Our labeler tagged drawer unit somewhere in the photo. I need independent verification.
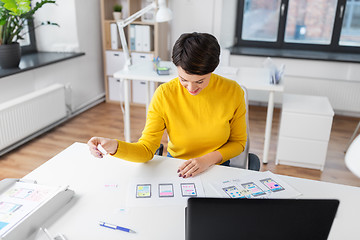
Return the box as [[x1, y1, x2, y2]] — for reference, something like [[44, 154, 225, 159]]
[[106, 50, 125, 76], [279, 112, 333, 141], [108, 77, 124, 102], [131, 52, 155, 104], [276, 94, 334, 171], [277, 136, 329, 169]]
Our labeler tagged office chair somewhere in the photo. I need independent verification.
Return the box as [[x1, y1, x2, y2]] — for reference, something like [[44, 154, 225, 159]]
[[154, 86, 260, 171], [228, 85, 260, 171], [155, 143, 164, 156]]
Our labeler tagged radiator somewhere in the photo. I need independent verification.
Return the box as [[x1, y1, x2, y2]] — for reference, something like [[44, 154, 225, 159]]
[[0, 84, 67, 152]]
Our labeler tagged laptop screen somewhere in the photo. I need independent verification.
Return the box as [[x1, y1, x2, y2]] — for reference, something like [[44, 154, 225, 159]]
[[186, 198, 339, 240]]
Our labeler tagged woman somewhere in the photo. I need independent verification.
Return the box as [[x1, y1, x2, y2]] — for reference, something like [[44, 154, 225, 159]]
[[88, 32, 247, 178]]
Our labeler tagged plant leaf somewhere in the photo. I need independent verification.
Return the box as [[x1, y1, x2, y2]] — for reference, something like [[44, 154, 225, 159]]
[[1, 0, 31, 16], [21, 0, 55, 19]]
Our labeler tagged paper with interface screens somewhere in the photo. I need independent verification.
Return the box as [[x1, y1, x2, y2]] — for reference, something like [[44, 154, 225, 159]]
[[210, 171, 301, 199], [0, 181, 64, 237], [127, 177, 205, 207]]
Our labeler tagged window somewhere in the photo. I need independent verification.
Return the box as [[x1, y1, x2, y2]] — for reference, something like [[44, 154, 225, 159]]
[[242, 0, 281, 42], [235, 0, 360, 53], [284, 0, 337, 45], [340, 0, 360, 46], [19, 19, 37, 54]]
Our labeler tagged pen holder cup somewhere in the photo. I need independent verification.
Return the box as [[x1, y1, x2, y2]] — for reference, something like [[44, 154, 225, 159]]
[[153, 59, 160, 71]]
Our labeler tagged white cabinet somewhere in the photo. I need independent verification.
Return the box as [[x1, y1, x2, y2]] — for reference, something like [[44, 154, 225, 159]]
[[100, 0, 169, 104], [276, 94, 334, 171], [105, 50, 125, 75], [108, 77, 124, 102], [131, 52, 155, 104]]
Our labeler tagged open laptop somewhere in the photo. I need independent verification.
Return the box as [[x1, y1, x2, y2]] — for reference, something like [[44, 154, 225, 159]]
[[185, 198, 339, 240]]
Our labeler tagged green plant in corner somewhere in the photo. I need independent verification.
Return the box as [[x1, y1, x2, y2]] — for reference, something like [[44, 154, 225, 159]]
[[113, 3, 122, 13], [0, 0, 58, 45]]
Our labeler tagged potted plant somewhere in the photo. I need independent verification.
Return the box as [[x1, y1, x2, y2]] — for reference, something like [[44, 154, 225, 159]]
[[0, 0, 57, 69], [113, 3, 122, 21]]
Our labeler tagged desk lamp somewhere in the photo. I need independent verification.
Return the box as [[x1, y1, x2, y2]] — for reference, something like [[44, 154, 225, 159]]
[[345, 134, 360, 178], [116, 0, 172, 71]]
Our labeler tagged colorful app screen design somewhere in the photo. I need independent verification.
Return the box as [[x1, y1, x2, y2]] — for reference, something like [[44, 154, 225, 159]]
[[241, 182, 266, 196], [0, 221, 9, 231], [9, 188, 34, 199], [136, 184, 151, 198], [0, 202, 22, 214], [159, 184, 174, 197], [222, 186, 245, 198], [181, 183, 197, 197], [260, 178, 285, 192]]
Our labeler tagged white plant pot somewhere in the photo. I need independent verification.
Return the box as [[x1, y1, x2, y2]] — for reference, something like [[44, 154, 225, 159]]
[[113, 12, 122, 21]]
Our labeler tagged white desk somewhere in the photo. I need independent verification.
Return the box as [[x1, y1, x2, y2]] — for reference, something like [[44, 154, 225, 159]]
[[113, 61, 177, 143], [222, 67, 284, 164], [113, 63, 284, 163], [24, 143, 360, 240]]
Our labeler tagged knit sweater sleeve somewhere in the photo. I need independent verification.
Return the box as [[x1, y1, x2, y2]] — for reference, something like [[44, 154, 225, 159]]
[[111, 85, 166, 162], [216, 85, 247, 163]]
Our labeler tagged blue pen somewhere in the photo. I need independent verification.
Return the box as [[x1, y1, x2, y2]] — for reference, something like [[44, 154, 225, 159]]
[[99, 221, 136, 233]]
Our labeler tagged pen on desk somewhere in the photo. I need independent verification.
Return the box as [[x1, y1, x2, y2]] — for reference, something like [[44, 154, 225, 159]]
[[99, 221, 136, 233]]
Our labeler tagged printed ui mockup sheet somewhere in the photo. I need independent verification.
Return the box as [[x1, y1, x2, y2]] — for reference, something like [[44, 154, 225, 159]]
[[210, 171, 301, 199], [127, 177, 205, 206], [0, 181, 64, 236]]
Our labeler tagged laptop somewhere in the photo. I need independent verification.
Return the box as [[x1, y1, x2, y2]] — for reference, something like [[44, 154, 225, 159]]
[[185, 198, 339, 240]]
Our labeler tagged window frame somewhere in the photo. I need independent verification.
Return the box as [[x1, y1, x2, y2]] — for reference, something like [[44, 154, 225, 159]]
[[20, 18, 38, 54], [234, 0, 360, 54]]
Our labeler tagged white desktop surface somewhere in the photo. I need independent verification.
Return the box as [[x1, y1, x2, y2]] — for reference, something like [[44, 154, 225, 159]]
[[24, 143, 360, 240], [113, 61, 177, 83], [113, 62, 284, 164]]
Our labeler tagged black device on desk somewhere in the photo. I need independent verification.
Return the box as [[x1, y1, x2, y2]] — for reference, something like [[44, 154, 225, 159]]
[[185, 198, 339, 240]]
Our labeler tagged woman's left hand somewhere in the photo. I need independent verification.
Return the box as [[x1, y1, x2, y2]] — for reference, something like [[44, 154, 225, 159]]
[[177, 151, 223, 178]]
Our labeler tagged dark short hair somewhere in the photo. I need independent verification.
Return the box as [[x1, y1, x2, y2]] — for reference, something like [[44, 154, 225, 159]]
[[172, 32, 220, 75]]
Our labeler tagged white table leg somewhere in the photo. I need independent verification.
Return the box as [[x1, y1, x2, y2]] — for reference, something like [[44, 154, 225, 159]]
[[124, 79, 131, 143], [263, 91, 275, 163]]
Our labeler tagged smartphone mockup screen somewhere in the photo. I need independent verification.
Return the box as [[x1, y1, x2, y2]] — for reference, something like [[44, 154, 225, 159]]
[[181, 183, 197, 197], [159, 184, 174, 197], [136, 184, 151, 198], [260, 178, 285, 192], [241, 182, 266, 196], [222, 186, 246, 198]]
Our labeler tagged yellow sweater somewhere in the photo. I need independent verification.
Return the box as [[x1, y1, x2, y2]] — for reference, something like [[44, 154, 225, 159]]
[[113, 73, 247, 164]]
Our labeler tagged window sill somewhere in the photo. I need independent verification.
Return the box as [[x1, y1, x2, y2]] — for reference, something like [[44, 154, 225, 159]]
[[229, 46, 360, 64], [0, 51, 85, 78]]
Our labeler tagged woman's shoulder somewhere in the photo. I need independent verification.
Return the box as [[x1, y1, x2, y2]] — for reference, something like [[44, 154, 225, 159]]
[[153, 77, 180, 99], [157, 78, 180, 93], [212, 74, 243, 94]]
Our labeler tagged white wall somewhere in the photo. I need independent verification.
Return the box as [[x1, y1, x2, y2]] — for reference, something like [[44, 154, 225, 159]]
[[34, 0, 79, 52], [169, 0, 237, 49], [0, 0, 104, 112], [169, 0, 360, 116], [169, 0, 215, 47]]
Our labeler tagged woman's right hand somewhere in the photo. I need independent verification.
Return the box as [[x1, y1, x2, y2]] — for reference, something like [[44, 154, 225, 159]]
[[87, 137, 118, 158]]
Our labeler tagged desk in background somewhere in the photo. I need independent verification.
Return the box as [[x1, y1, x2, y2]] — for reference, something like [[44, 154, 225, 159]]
[[217, 66, 284, 164], [24, 143, 360, 240], [114, 62, 284, 164]]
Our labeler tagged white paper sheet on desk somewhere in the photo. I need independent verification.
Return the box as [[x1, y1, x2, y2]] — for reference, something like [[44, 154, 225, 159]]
[[126, 177, 205, 207], [210, 171, 301, 199]]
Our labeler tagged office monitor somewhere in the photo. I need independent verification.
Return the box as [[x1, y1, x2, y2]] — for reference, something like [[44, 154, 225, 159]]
[[186, 198, 339, 240]]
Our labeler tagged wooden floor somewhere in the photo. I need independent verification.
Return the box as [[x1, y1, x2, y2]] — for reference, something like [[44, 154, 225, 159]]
[[1, 102, 359, 187]]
